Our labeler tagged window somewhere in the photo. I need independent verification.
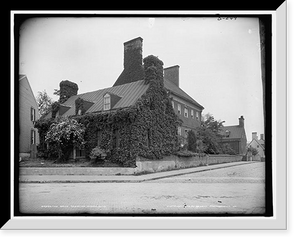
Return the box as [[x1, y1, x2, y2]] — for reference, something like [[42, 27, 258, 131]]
[[76, 148, 86, 158], [225, 130, 230, 137], [30, 107, 36, 122], [177, 126, 181, 136], [196, 111, 199, 120], [30, 129, 36, 145], [191, 109, 194, 119], [113, 129, 120, 148], [97, 130, 101, 146], [103, 93, 111, 111], [172, 101, 174, 109], [184, 108, 188, 118], [177, 103, 181, 115], [146, 129, 151, 147]]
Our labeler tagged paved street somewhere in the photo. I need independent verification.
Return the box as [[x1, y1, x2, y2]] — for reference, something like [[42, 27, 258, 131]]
[[19, 162, 265, 215]]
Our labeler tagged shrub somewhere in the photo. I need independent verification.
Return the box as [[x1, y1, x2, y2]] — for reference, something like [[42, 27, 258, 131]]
[[89, 146, 107, 161], [187, 130, 197, 152], [221, 143, 237, 155], [45, 117, 85, 162]]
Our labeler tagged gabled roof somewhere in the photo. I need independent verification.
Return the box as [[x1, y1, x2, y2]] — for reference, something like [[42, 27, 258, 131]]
[[19, 74, 39, 113], [57, 79, 149, 117], [220, 125, 244, 140], [248, 138, 265, 150], [164, 78, 204, 110]]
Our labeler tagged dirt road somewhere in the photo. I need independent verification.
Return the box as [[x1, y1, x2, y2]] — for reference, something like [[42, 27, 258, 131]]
[[19, 162, 265, 215]]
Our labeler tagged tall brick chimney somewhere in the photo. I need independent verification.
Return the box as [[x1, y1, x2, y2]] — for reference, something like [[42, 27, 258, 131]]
[[238, 115, 244, 128], [164, 65, 179, 87], [113, 37, 145, 86], [123, 37, 143, 69]]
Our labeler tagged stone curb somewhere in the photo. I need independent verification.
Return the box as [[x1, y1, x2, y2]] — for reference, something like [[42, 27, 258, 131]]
[[19, 161, 256, 183]]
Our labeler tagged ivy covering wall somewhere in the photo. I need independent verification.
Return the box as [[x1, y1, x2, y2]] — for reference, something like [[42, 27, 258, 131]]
[[35, 55, 181, 167]]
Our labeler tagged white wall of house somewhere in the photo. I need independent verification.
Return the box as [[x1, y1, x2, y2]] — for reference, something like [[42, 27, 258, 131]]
[[19, 75, 40, 154], [248, 139, 265, 159]]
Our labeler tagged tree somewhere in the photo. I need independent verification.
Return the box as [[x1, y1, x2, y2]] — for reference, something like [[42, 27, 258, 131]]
[[196, 113, 224, 154], [187, 130, 197, 152], [45, 117, 85, 162], [247, 146, 258, 156], [221, 143, 236, 155], [36, 90, 54, 117]]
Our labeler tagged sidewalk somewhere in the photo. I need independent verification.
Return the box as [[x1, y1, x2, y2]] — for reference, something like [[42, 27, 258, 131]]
[[19, 161, 254, 183]]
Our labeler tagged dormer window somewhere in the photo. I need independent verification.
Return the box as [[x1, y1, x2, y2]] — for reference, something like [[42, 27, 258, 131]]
[[225, 130, 230, 137], [104, 93, 111, 111]]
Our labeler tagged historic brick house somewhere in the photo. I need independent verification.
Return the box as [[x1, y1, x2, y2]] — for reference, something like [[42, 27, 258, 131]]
[[41, 37, 204, 165], [218, 116, 247, 155]]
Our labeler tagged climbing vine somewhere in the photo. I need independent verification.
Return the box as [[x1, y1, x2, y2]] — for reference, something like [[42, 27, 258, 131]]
[[35, 55, 181, 167]]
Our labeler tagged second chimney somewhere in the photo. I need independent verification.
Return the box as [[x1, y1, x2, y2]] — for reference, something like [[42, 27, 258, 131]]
[[238, 115, 245, 128], [164, 65, 180, 87], [252, 132, 258, 140]]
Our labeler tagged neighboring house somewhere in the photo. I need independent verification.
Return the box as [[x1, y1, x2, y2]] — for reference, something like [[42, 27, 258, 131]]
[[41, 37, 204, 163], [218, 116, 247, 155], [247, 132, 265, 161], [19, 74, 40, 159]]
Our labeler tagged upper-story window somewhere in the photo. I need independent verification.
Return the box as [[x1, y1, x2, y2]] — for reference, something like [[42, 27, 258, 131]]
[[178, 126, 181, 136], [177, 103, 181, 115], [30, 107, 36, 122], [196, 111, 199, 120], [103, 93, 111, 111], [184, 107, 188, 118], [191, 109, 194, 119]]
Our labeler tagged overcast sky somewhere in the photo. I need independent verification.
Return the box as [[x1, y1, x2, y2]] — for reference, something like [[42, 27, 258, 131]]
[[19, 16, 264, 142]]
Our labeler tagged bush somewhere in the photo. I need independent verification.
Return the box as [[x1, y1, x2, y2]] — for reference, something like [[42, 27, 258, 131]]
[[187, 130, 197, 152], [221, 143, 237, 155], [89, 146, 107, 161], [45, 117, 85, 162]]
